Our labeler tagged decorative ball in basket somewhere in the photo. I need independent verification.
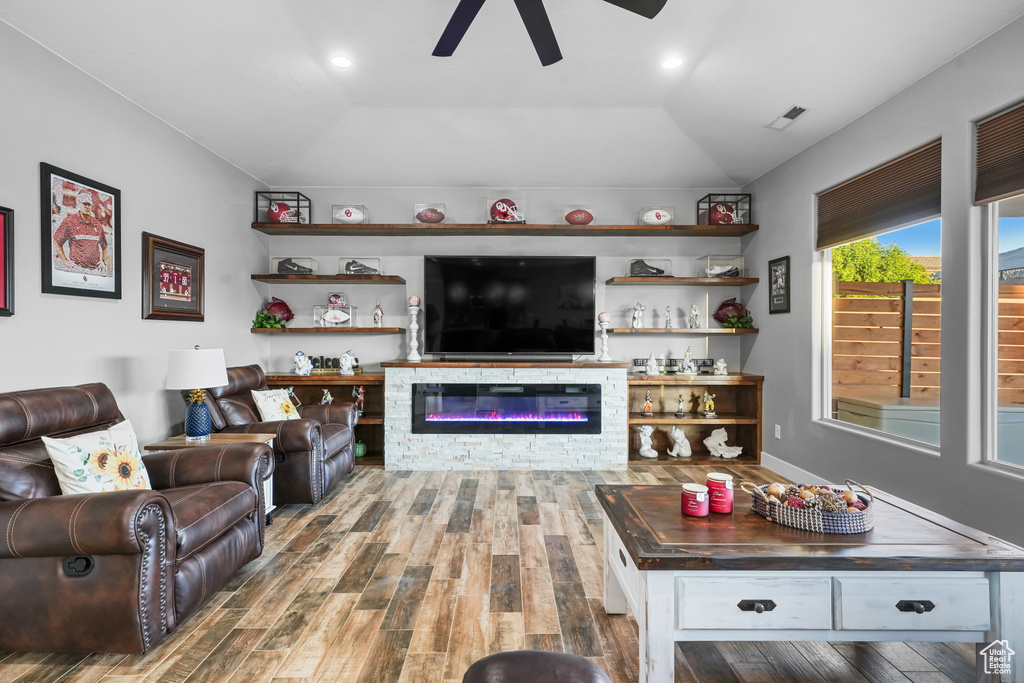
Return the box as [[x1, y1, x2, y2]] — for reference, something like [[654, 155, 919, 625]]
[[740, 480, 874, 534]]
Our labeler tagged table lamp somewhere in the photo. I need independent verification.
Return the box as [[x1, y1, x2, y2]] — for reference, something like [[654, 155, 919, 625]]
[[166, 346, 229, 442]]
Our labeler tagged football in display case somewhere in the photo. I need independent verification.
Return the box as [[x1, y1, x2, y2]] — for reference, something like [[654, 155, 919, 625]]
[[255, 191, 311, 224], [339, 258, 381, 275], [696, 254, 744, 278], [332, 205, 369, 224], [414, 203, 446, 224], [639, 206, 673, 225], [562, 207, 595, 225], [314, 304, 357, 327], [271, 257, 317, 275], [697, 194, 751, 225]]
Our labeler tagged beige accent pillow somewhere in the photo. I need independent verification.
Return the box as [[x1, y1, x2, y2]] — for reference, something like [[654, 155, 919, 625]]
[[251, 389, 300, 422], [41, 419, 152, 495]]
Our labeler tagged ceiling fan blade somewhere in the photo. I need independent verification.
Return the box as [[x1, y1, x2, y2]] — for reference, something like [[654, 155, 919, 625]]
[[433, 0, 488, 57], [513, 0, 562, 66], [602, 0, 667, 19]]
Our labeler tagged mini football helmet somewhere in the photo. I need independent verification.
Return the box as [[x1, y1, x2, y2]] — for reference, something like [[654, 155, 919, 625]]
[[489, 198, 524, 223], [267, 202, 308, 223]]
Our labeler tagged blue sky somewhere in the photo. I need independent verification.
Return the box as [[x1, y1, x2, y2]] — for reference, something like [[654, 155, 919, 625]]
[[880, 216, 1024, 256]]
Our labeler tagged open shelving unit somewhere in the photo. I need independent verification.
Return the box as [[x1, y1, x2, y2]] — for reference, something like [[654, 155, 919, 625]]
[[606, 276, 759, 286], [609, 328, 758, 335], [252, 222, 759, 238], [251, 274, 406, 285], [251, 327, 404, 334]]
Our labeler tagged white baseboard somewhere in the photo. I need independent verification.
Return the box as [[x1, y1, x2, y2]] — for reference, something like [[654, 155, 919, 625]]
[[760, 451, 823, 484]]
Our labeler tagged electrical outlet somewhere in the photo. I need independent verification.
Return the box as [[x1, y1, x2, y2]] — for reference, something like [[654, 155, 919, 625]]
[[774, 424, 781, 439]]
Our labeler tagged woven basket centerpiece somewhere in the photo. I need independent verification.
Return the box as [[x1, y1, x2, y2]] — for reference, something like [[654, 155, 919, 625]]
[[740, 479, 875, 534]]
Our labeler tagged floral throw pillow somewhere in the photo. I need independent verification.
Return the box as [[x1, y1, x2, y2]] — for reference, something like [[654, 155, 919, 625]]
[[41, 419, 152, 495], [251, 389, 300, 422]]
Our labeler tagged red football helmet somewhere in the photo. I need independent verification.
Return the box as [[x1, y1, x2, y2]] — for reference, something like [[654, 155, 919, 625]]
[[708, 203, 739, 225], [490, 199, 524, 223], [267, 202, 307, 223]]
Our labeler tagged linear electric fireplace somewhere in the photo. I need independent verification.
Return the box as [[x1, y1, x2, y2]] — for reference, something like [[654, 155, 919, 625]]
[[412, 383, 601, 434]]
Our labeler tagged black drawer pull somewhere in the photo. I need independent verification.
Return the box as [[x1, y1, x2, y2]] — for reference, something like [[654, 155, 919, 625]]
[[619, 549, 627, 567], [896, 600, 935, 614], [737, 599, 776, 613]]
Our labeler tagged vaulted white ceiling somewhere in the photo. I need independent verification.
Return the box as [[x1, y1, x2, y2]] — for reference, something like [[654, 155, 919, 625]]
[[3, 0, 1024, 189]]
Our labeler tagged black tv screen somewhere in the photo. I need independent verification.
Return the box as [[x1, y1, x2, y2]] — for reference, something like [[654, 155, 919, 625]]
[[423, 256, 596, 357]]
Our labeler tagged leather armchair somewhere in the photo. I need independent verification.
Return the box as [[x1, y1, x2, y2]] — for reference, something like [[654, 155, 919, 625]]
[[0, 383, 272, 654], [199, 364, 356, 505]]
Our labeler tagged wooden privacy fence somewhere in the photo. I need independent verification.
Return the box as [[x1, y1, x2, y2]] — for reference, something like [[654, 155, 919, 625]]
[[833, 281, 1024, 403]]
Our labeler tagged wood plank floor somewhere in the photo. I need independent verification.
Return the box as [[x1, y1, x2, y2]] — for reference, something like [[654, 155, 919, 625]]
[[0, 464, 979, 683]]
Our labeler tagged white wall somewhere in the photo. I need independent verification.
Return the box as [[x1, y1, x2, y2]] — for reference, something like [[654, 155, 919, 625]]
[[259, 187, 750, 374], [742, 15, 1024, 544], [0, 22, 266, 444]]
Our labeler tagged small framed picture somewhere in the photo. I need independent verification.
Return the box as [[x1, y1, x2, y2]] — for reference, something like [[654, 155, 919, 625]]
[[768, 255, 790, 314], [142, 232, 205, 321], [0, 205, 13, 316], [40, 163, 121, 299]]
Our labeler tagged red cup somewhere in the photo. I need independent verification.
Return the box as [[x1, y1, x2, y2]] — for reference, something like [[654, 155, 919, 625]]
[[681, 483, 709, 517], [706, 472, 734, 513]]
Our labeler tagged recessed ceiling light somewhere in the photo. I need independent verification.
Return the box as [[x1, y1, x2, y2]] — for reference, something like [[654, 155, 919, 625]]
[[662, 57, 684, 69], [331, 56, 353, 68]]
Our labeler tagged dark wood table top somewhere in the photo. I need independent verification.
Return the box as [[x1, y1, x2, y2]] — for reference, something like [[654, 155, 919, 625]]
[[597, 483, 1024, 572]]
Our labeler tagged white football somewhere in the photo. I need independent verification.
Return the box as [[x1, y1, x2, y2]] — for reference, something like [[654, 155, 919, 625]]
[[334, 207, 364, 223], [642, 209, 673, 225], [321, 309, 351, 325]]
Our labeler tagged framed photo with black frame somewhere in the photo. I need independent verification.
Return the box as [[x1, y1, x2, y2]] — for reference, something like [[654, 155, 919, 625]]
[[0, 205, 13, 316], [769, 255, 791, 314], [40, 163, 121, 299], [142, 232, 205, 321]]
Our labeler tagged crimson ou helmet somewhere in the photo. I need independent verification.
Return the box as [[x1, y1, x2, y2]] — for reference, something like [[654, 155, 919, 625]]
[[267, 202, 308, 223], [490, 198, 524, 223]]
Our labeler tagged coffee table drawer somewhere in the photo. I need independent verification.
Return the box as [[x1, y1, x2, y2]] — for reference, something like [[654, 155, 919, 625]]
[[676, 577, 832, 630], [835, 577, 990, 631]]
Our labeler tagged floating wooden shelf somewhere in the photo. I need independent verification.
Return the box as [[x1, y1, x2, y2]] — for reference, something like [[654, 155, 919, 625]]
[[627, 412, 760, 425], [609, 327, 758, 335], [265, 373, 385, 385], [606, 276, 759, 286], [628, 452, 758, 464], [627, 372, 764, 385], [251, 327, 405, 334], [252, 222, 759, 238], [251, 274, 406, 284]]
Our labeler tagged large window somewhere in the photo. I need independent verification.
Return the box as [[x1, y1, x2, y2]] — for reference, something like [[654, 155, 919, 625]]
[[828, 220, 941, 445], [990, 198, 1024, 469]]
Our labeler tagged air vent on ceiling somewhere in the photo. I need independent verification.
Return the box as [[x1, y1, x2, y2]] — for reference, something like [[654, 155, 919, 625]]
[[766, 105, 808, 131]]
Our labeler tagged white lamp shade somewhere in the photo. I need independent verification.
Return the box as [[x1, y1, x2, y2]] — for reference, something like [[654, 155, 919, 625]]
[[166, 348, 229, 390]]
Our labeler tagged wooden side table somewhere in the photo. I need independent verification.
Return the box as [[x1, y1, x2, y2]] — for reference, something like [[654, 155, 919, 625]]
[[145, 433, 277, 524]]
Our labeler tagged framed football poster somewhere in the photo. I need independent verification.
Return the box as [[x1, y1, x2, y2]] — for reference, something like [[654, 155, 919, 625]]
[[40, 163, 122, 299], [142, 232, 205, 321], [0, 205, 13, 316], [769, 255, 791, 314]]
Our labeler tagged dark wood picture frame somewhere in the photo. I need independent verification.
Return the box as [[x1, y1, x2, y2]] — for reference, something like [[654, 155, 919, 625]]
[[0, 206, 13, 316], [40, 163, 122, 299], [142, 232, 205, 321], [768, 255, 791, 314]]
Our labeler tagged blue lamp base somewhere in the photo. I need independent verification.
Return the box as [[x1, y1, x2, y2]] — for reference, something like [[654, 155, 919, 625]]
[[184, 402, 212, 442]]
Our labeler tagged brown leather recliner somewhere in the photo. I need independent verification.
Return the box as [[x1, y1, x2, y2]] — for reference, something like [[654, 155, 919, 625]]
[[199, 364, 356, 505], [0, 383, 272, 654]]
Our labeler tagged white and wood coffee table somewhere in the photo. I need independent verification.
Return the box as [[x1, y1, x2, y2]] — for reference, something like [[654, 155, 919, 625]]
[[597, 483, 1024, 683]]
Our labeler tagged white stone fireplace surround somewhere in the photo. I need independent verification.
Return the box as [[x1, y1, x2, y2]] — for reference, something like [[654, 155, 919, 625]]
[[383, 364, 628, 470]]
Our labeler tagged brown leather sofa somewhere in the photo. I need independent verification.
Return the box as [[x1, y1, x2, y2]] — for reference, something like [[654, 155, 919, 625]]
[[199, 364, 356, 505], [0, 383, 272, 654]]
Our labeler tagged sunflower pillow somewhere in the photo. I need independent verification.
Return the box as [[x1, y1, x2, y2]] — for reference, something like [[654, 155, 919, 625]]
[[251, 389, 300, 422], [42, 419, 152, 495]]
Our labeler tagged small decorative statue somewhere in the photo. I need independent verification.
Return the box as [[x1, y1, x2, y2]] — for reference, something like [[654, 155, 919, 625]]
[[320, 389, 334, 404], [679, 346, 697, 375], [664, 306, 673, 330], [703, 428, 743, 458], [702, 390, 717, 417], [631, 301, 646, 329], [688, 304, 700, 329], [667, 426, 692, 457], [642, 390, 654, 416], [293, 351, 313, 376], [373, 298, 384, 327], [637, 424, 657, 459], [645, 352, 660, 376], [285, 386, 301, 406], [713, 358, 728, 375], [352, 385, 365, 415], [339, 349, 356, 376], [675, 394, 685, 417]]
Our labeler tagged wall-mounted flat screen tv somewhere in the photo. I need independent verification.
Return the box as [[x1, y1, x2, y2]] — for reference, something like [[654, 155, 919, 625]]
[[423, 256, 596, 358]]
